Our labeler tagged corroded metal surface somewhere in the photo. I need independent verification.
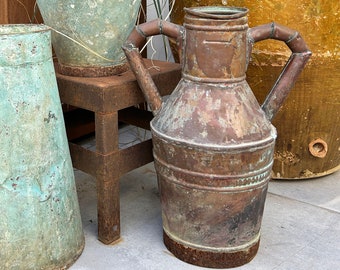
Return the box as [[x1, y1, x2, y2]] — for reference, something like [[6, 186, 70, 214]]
[[58, 61, 129, 77], [123, 6, 310, 268], [37, 0, 141, 77], [56, 59, 181, 244], [163, 232, 260, 268], [0, 24, 84, 270], [153, 130, 273, 268]]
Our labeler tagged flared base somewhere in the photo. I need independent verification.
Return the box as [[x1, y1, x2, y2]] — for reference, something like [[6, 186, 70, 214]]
[[58, 62, 129, 77], [163, 231, 259, 269], [50, 237, 85, 270]]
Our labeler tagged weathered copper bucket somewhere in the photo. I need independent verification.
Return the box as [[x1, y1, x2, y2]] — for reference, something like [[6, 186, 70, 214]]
[[123, 6, 311, 268], [36, 0, 141, 77]]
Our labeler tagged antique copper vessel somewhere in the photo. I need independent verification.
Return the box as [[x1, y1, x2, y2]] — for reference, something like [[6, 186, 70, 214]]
[[123, 6, 311, 268]]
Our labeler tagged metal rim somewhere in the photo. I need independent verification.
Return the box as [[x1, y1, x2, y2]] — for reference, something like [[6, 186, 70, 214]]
[[0, 24, 50, 35], [184, 6, 249, 20]]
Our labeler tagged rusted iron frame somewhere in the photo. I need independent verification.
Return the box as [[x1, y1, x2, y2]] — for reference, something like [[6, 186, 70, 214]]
[[56, 59, 181, 244]]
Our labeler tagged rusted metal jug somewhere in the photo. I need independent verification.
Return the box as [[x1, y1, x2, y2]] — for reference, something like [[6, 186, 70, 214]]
[[123, 6, 311, 268]]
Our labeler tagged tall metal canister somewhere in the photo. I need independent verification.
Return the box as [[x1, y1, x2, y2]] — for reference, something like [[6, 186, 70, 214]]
[[0, 24, 84, 269], [123, 6, 311, 268]]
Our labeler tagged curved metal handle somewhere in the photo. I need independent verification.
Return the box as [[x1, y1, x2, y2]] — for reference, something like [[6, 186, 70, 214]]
[[122, 19, 184, 115], [248, 22, 312, 121]]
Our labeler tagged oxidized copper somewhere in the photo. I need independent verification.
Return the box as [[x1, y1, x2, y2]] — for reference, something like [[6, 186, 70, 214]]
[[123, 6, 311, 268]]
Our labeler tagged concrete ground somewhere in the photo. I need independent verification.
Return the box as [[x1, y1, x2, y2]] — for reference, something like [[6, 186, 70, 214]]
[[70, 126, 340, 270]]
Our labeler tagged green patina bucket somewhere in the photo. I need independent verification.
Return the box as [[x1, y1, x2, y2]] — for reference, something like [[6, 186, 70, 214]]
[[37, 0, 142, 77], [0, 24, 84, 269]]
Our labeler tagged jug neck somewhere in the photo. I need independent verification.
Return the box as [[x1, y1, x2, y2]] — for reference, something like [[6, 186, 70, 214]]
[[182, 6, 249, 83]]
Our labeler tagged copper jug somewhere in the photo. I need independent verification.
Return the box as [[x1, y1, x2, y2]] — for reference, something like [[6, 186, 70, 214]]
[[123, 6, 311, 268]]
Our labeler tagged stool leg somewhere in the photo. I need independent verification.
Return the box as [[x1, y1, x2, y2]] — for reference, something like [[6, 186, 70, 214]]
[[95, 112, 120, 244], [96, 172, 120, 244]]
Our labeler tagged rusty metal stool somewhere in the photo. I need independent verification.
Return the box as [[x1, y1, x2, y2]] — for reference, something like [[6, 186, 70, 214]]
[[56, 59, 181, 244]]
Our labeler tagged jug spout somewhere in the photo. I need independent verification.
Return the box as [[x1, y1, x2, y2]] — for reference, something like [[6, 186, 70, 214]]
[[122, 19, 184, 116], [123, 43, 162, 116], [123, 42, 163, 115], [248, 23, 312, 121]]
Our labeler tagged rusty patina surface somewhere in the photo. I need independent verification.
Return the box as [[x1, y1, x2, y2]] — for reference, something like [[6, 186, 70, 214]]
[[123, 6, 310, 268], [56, 59, 181, 245]]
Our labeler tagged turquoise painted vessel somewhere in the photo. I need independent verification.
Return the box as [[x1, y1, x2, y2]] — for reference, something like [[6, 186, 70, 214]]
[[0, 24, 84, 269], [37, 0, 142, 77]]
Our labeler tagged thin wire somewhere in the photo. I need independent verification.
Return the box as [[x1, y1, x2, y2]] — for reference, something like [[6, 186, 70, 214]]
[[48, 27, 116, 62], [15, 0, 32, 23]]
